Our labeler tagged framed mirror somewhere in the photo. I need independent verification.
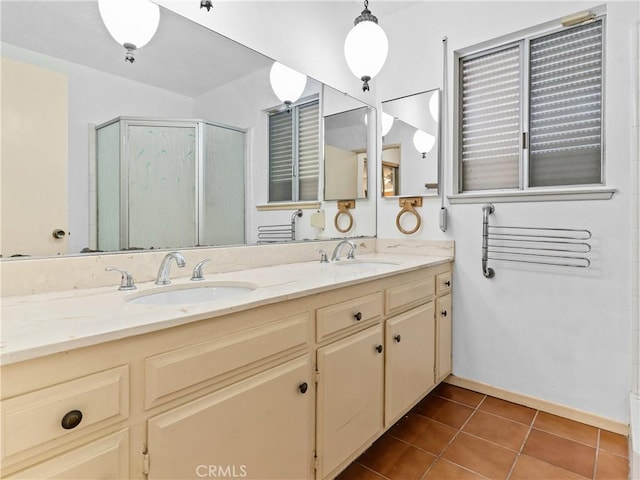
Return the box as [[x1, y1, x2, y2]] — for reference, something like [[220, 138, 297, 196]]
[[0, 1, 376, 258], [380, 89, 440, 197]]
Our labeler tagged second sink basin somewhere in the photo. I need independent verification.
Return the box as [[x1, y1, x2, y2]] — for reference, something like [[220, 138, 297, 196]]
[[128, 282, 257, 306]]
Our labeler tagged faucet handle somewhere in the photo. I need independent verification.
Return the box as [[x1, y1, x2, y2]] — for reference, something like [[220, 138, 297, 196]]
[[191, 259, 212, 281], [317, 249, 329, 264], [347, 243, 357, 260], [105, 267, 136, 291]]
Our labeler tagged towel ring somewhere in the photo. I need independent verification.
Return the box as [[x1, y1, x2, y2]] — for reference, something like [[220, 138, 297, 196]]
[[396, 197, 423, 235], [334, 200, 355, 233]]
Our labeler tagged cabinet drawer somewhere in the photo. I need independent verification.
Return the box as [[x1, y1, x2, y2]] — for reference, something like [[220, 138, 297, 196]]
[[316, 292, 383, 342], [6, 429, 129, 479], [145, 313, 309, 408], [436, 271, 452, 295], [1, 366, 129, 461], [385, 277, 434, 316]]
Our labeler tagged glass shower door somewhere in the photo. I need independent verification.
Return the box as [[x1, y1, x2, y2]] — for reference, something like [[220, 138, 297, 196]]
[[126, 122, 197, 250]]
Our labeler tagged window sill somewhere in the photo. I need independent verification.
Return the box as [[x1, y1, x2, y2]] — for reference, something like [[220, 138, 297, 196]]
[[256, 201, 321, 211], [447, 187, 616, 204]]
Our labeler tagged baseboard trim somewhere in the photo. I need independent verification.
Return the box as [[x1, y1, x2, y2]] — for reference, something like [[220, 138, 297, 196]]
[[445, 375, 629, 436]]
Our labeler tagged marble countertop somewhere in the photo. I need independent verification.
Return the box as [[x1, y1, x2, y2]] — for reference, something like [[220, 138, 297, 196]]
[[0, 253, 452, 365]]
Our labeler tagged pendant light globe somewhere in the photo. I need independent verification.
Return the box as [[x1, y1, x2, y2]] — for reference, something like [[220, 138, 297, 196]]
[[344, 1, 388, 92], [98, 0, 160, 63]]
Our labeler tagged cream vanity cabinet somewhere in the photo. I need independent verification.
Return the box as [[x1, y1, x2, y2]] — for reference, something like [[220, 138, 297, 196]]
[[315, 292, 385, 480], [314, 263, 452, 479], [0, 260, 452, 480]]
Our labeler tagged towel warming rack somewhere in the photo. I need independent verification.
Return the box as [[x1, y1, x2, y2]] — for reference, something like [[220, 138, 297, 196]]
[[482, 204, 591, 278], [258, 209, 303, 243]]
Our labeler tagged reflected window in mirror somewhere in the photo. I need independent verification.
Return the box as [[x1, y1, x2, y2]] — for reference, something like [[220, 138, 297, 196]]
[[268, 97, 320, 202], [381, 89, 440, 197]]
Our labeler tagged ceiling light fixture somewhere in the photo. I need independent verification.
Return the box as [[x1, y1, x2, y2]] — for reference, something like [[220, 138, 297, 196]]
[[200, 1, 213, 12], [98, 0, 160, 63], [344, 0, 389, 92], [269, 62, 307, 113], [413, 130, 436, 158]]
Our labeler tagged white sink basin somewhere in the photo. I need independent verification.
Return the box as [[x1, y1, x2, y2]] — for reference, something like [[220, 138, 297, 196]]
[[128, 282, 257, 306]]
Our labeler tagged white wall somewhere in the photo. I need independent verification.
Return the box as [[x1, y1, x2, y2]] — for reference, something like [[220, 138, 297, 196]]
[[375, 1, 638, 423], [2, 44, 194, 253]]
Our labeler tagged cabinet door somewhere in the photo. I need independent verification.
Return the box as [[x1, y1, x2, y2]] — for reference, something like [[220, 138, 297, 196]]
[[7, 429, 128, 479], [147, 356, 313, 480], [436, 294, 452, 382], [316, 324, 384, 479], [385, 303, 435, 427]]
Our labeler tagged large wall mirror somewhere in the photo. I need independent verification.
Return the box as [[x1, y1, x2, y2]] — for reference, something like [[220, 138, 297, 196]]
[[0, 1, 376, 258], [381, 89, 440, 197]]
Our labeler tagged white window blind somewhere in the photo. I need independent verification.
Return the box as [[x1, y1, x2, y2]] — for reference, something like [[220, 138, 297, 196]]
[[268, 99, 319, 202], [458, 17, 604, 193], [297, 101, 320, 201], [268, 109, 293, 202], [461, 45, 521, 191], [529, 20, 603, 186]]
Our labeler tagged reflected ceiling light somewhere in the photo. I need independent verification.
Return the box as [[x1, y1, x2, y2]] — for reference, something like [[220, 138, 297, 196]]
[[429, 91, 440, 123], [364, 110, 394, 136], [98, 0, 160, 63], [344, 0, 389, 92], [413, 130, 436, 158], [381, 111, 394, 136], [269, 62, 307, 112], [200, 1, 213, 11]]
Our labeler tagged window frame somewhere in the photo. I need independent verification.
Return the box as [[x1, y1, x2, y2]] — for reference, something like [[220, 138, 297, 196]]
[[267, 95, 320, 204], [451, 11, 614, 203]]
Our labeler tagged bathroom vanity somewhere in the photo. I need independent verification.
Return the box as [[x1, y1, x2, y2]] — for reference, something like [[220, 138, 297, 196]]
[[0, 250, 452, 479]]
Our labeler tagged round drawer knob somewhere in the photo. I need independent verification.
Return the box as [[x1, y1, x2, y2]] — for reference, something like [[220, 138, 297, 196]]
[[441, 310, 448, 317], [61, 410, 83, 430], [375, 344, 383, 354], [444, 280, 451, 287], [354, 312, 362, 321], [299, 382, 308, 394], [394, 334, 401, 343]]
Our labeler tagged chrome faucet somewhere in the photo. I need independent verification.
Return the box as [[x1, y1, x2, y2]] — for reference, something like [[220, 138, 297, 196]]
[[191, 259, 212, 281], [155, 251, 186, 285], [105, 267, 136, 291], [331, 240, 357, 261]]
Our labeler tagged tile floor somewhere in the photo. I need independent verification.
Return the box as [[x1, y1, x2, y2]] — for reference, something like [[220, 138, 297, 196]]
[[337, 384, 629, 480]]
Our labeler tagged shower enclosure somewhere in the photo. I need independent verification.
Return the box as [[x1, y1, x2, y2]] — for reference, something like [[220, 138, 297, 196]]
[[95, 117, 245, 251]]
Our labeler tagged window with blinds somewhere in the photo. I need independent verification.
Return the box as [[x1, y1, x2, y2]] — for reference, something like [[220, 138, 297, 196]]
[[529, 21, 603, 186], [461, 44, 522, 191], [268, 99, 319, 202], [458, 18, 604, 193]]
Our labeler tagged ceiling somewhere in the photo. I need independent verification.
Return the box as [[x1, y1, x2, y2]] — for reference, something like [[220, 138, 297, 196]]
[[0, 1, 273, 98]]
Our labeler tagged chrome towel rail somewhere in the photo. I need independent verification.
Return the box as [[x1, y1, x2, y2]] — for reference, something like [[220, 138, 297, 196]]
[[482, 204, 591, 278], [258, 209, 303, 243]]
